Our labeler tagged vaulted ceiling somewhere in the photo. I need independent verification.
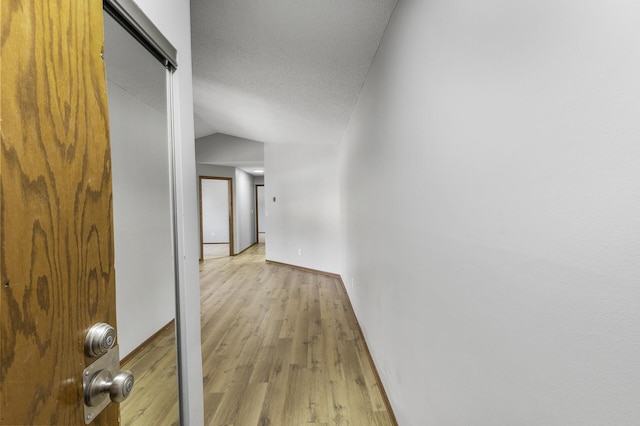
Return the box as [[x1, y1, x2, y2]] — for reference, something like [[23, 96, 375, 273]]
[[190, 0, 398, 145]]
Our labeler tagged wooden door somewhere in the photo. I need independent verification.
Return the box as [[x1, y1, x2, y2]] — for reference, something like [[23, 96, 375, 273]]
[[1, 1, 120, 424]]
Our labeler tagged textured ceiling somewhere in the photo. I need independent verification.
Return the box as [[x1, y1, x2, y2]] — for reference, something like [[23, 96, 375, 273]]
[[190, 0, 398, 144]]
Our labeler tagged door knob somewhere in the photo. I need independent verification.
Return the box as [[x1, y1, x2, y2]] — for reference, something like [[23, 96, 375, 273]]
[[84, 369, 134, 406], [82, 345, 133, 423]]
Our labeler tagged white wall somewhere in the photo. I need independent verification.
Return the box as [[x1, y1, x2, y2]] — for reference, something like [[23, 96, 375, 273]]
[[107, 79, 175, 359], [128, 1, 204, 423], [265, 143, 340, 274], [197, 163, 235, 179], [196, 133, 264, 169], [201, 179, 230, 243], [339, 1, 640, 425]]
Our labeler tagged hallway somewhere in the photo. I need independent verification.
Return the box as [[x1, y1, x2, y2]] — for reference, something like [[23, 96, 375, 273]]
[[199, 244, 395, 425]]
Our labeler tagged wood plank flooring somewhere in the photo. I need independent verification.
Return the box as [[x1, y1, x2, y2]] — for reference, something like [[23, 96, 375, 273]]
[[120, 325, 179, 426], [200, 243, 394, 426], [203, 243, 231, 259], [119, 242, 395, 425]]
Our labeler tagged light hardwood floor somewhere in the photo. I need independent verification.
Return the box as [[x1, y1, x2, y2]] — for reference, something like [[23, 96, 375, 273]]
[[203, 243, 231, 259], [120, 243, 395, 425], [120, 324, 179, 426], [200, 243, 395, 425]]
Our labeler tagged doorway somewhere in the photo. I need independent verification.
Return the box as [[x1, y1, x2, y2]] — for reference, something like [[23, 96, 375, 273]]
[[255, 184, 266, 244], [199, 177, 234, 259]]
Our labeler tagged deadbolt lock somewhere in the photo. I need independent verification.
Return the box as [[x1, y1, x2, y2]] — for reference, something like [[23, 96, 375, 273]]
[[85, 323, 116, 357]]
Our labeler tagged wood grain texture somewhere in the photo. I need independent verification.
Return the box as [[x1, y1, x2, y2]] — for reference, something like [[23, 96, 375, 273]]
[[1, 1, 119, 424], [199, 244, 396, 426]]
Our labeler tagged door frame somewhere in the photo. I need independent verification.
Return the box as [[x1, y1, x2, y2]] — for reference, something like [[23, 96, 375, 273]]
[[199, 176, 234, 259], [255, 184, 265, 243]]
